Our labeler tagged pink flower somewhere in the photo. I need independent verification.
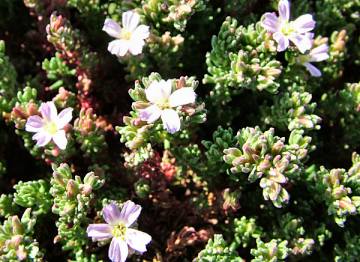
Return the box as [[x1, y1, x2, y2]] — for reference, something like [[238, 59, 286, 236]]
[[261, 0, 315, 53], [103, 11, 150, 57], [25, 101, 73, 150], [139, 80, 196, 134], [298, 44, 329, 77], [87, 201, 152, 262]]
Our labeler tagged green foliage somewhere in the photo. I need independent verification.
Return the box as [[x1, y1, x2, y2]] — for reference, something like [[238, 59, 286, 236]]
[[204, 17, 281, 104], [334, 231, 360, 262], [0, 40, 17, 114], [321, 81, 360, 148], [307, 162, 360, 227], [223, 127, 311, 207], [142, 0, 208, 32], [0, 194, 19, 218], [13, 180, 52, 216], [73, 108, 108, 161], [50, 163, 104, 254], [250, 239, 290, 262], [262, 88, 321, 132], [202, 126, 236, 177], [194, 234, 243, 262], [231, 216, 263, 248], [0, 209, 44, 261], [0, 0, 359, 261]]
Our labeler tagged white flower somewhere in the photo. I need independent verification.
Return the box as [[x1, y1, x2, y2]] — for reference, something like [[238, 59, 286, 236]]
[[297, 44, 329, 77], [139, 80, 196, 134], [87, 201, 152, 262], [25, 101, 73, 150], [261, 0, 315, 53], [103, 11, 150, 57]]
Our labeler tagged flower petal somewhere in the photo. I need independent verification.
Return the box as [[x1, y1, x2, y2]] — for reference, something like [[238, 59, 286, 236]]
[[109, 237, 128, 262], [33, 132, 52, 147], [39, 102, 57, 121], [25, 115, 44, 132], [169, 88, 196, 107], [87, 224, 112, 241], [103, 203, 122, 226], [278, 0, 290, 21], [293, 14, 315, 33], [126, 228, 152, 253], [145, 80, 172, 104], [108, 40, 130, 57], [103, 18, 122, 38], [128, 39, 145, 55], [309, 44, 329, 62], [304, 62, 322, 77], [139, 105, 161, 123], [132, 25, 150, 40], [122, 11, 140, 32], [161, 109, 181, 134], [273, 32, 289, 52], [119, 200, 142, 227], [261, 12, 279, 32], [57, 108, 73, 128], [289, 34, 312, 53], [52, 130, 68, 150]]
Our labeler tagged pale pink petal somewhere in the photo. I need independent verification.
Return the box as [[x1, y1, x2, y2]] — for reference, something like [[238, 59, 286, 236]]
[[103, 203, 122, 226], [161, 109, 181, 134], [119, 200, 141, 227], [25, 116, 44, 132], [139, 105, 161, 123], [33, 132, 51, 147], [309, 44, 329, 62], [87, 224, 112, 241], [305, 32, 315, 40], [304, 62, 322, 77], [52, 130, 67, 150], [126, 228, 152, 253], [109, 237, 128, 262], [145, 80, 172, 103], [273, 32, 289, 52], [169, 88, 196, 107], [122, 11, 140, 32], [57, 108, 73, 128], [39, 102, 57, 121], [289, 34, 312, 53], [132, 25, 150, 40], [293, 14, 315, 33], [278, 0, 290, 21], [103, 18, 122, 38], [128, 39, 145, 55], [108, 40, 130, 57], [261, 13, 279, 32]]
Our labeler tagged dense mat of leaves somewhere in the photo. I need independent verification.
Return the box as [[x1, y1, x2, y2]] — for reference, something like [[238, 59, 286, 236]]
[[0, 0, 359, 261]]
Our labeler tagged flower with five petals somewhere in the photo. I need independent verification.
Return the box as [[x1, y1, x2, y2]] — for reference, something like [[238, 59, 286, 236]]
[[25, 101, 73, 150], [261, 0, 315, 53], [87, 201, 152, 262], [139, 80, 196, 134], [103, 11, 150, 57]]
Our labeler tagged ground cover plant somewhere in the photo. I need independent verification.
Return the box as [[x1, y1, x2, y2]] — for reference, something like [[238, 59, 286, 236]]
[[0, 0, 360, 261]]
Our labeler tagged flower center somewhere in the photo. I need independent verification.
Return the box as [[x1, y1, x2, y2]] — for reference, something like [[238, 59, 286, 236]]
[[121, 30, 132, 40], [112, 222, 127, 239], [44, 121, 58, 135], [156, 98, 170, 109], [297, 54, 309, 64], [281, 21, 294, 36]]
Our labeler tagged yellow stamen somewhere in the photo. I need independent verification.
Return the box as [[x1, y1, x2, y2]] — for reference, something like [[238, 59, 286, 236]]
[[44, 122, 58, 135], [121, 30, 132, 40], [112, 222, 127, 239]]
